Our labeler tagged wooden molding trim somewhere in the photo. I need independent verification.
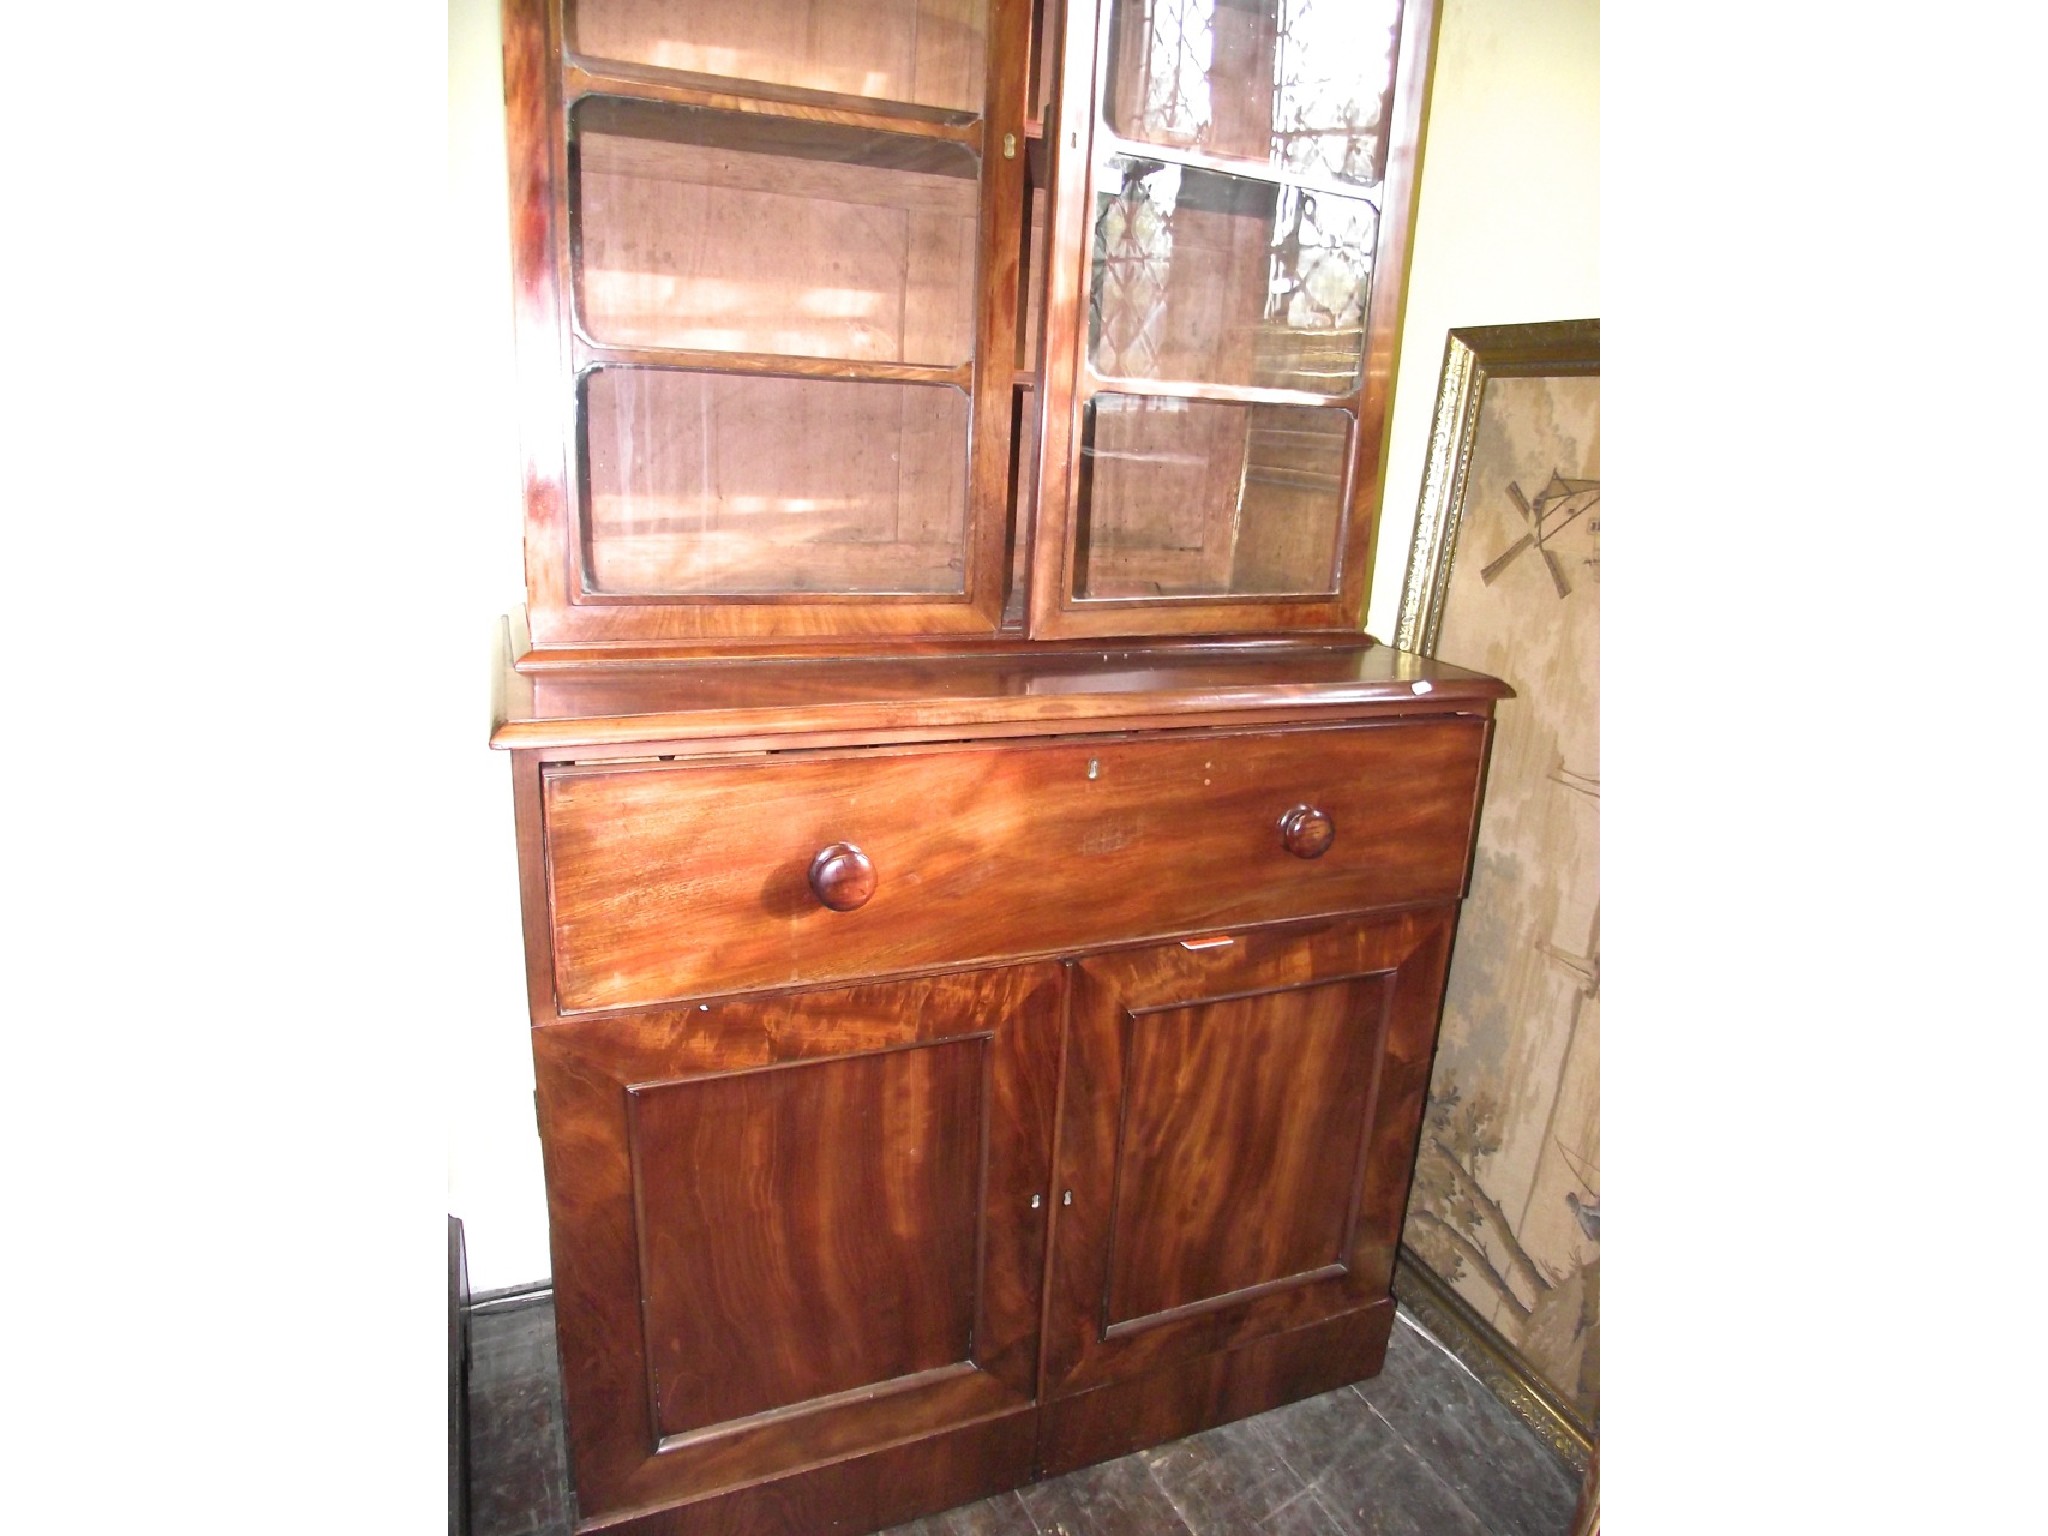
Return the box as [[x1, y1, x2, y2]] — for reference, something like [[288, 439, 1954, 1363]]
[[1392, 1245, 1593, 1475], [467, 1279, 555, 1318]]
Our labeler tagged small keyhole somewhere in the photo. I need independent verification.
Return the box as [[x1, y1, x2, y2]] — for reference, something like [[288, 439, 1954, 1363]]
[[1062, 1190, 1074, 1207]]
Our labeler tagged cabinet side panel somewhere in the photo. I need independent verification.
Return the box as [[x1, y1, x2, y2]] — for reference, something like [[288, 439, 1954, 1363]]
[[1348, 910, 1455, 1295]]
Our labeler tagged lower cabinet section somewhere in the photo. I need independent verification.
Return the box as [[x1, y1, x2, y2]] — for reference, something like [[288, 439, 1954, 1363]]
[[532, 910, 1455, 1536]]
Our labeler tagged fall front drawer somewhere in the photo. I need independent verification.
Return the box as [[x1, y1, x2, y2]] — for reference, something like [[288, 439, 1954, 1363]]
[[541, 718, 1488, 1011]]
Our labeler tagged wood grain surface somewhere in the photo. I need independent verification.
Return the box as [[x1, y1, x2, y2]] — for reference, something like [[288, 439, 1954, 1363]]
[[1040, 910, 1456, 1400], [494, 625, 1511, 750], [1035, 1297, 1397, 1479], [1102, 976, 1385, 1328], [570, 0, 989, 116], [534, 963, 1063, 1516], [494, 5, 1484, 1533], [541, 719, 1485, 1010], [630, 1039, 985, 1436]]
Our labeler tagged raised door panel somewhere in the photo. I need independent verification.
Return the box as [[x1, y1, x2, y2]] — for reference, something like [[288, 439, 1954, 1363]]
[[534, 963, 1062, 1520], [1041, 911, 1454, 1402], [631, 1042, 981, 1437]]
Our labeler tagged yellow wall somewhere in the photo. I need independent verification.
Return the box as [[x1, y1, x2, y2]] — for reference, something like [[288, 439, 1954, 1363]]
[[1365, 0, 1600, 640], [444, 0, 1599, 1290]]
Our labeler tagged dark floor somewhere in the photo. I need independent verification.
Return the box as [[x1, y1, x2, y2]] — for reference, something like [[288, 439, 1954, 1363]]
[[462, 1297, 1579, 1536]]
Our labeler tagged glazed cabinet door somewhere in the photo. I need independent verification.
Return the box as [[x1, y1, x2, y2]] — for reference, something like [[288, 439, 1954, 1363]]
[[505, 0, 1032, 655], [533, 964, 1063, 1529], [1039, 911, 1454, 1417], [1028, 0, 1435, 639]]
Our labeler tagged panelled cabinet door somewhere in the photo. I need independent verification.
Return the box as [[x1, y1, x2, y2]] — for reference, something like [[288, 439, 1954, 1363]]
[[1040, 911, 1454, 1400], [533, 964, 1063, 1522]]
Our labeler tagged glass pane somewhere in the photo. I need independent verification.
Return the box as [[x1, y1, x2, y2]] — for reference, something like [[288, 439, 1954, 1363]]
[[583, 369, 970, 595], [575, 100, 980, 364], [1101, 0, 1403, 185], [572, 0, 988, 115], [1090, 157, 1375, 391], [1075, 394, 1350, 598]]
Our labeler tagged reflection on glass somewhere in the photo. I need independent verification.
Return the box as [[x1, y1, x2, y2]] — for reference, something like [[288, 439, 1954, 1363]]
[[572, 0, 989, 116], [1075, 394, 1350, 598], [575, 101, 980, 363], [1102, 0, 1402, 185], [1089, 157, 1374, 390], [583, 369, 970, 595]]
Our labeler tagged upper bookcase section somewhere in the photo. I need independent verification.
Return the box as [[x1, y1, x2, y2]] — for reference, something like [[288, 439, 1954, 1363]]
[[500, 0, 1434, 665]]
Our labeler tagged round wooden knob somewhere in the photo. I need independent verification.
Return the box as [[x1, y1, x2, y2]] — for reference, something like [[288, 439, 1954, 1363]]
[[1278, 805, 1336, 859], [808, 843, 877, 911]]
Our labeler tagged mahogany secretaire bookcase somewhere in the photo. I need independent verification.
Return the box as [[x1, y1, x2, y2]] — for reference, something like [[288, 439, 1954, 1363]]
[[487, 2, 1508, 1531]]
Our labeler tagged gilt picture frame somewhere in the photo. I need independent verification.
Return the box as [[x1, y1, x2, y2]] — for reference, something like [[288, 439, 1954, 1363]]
[[1393, 319, 1601, 1447], [1395, 320, 1600, 654]]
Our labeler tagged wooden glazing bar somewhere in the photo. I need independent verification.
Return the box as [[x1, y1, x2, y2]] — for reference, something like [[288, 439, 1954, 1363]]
[[1077, 372, 1363, 413], [572, 342, 972, 389], [572, 96, 982, 179], [1059, 591, 1338, 613], [1025, 0, 1061, 137], [1023, 0, 1102, 638], [507, 0, 582, 637], [959, 0, 1033, 637], [1346, 0, 1438, 620], [565, 57, 984, 148], [1090, 132, 1391, 207]]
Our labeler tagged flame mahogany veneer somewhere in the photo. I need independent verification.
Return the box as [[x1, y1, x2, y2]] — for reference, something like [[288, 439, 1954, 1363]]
[[488, 1, 1498, 1531], [495, 637, 1507, 1536]]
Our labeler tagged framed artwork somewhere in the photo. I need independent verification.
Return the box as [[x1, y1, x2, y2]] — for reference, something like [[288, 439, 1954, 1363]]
[[1393, 320, 1601, 1440]]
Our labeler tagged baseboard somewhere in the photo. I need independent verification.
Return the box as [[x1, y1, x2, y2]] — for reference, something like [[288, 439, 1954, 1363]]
[[467, 1266, 1594, 1482], [1392, 1245, 1593, 1475]]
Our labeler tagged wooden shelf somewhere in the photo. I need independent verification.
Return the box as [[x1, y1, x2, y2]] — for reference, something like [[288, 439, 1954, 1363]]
[[1080, 376, 1357, 411], [569, 101, 982, 374], [574, 344, 971, 389], [1094, 131, 1387, 208], [567, 56, 983, 148]]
